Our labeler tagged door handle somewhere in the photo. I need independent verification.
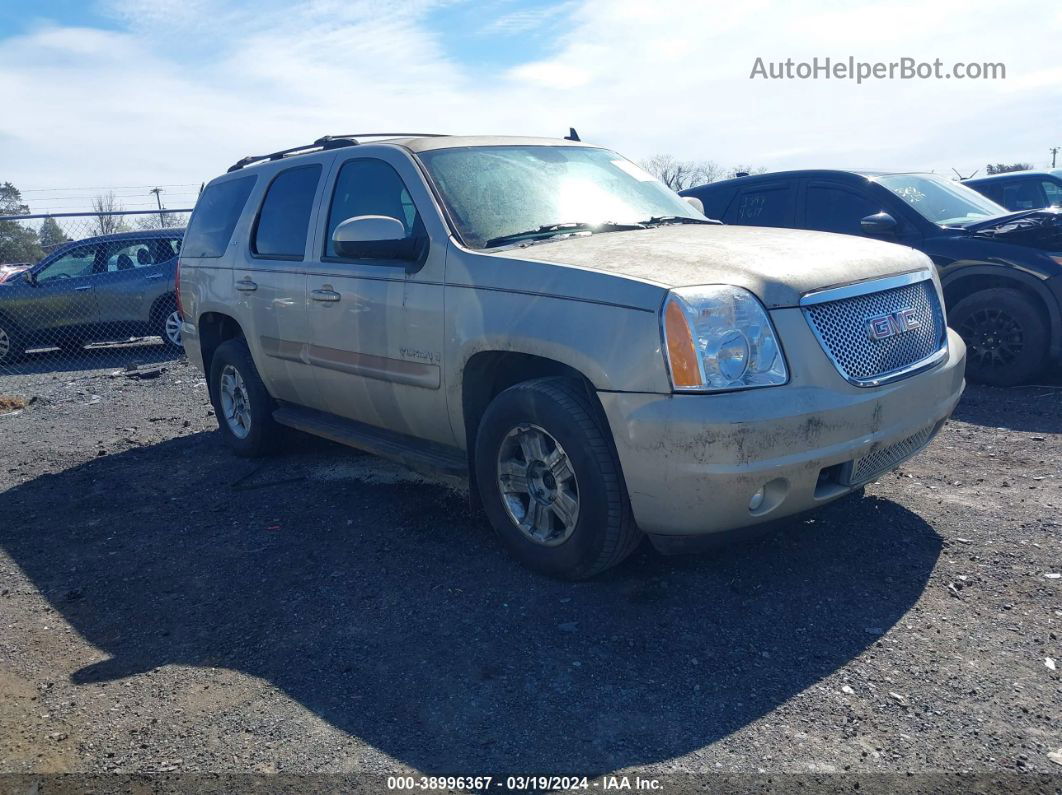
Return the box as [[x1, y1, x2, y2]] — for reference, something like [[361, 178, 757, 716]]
[[75, 285, 92, 291], [235, 279, 258, 292], [145, 274, 164, 280], [311, 289, 341, 303]]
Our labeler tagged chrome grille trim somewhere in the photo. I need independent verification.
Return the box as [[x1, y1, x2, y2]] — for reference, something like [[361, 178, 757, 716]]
[[801, 270, 948, 387]]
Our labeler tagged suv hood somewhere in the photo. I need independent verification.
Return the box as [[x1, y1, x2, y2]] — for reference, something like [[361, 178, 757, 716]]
[[961, 207, 1062, 250], [490, 224, 931, 308]]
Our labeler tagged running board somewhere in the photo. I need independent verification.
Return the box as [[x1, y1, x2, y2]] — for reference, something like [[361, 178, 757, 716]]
[[272, 404, 468, 477]]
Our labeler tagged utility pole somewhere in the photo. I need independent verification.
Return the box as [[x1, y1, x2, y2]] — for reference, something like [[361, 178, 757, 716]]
[[1051, 147, 1059, 169], [149, 187, 165, 227]]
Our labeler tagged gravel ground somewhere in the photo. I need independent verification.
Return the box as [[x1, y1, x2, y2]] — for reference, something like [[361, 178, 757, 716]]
[[0, 348, 1060, 786]]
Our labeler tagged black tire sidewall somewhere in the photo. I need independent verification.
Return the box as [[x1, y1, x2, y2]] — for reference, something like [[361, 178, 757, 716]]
[[208, 339, 276, 456], [951, 288, 1047, 386], [475, 381, 622, 578]]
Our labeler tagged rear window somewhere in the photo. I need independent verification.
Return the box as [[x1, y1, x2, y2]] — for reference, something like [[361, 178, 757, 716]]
[[183, 176, 256, 258], [253, 165, 321, 259]]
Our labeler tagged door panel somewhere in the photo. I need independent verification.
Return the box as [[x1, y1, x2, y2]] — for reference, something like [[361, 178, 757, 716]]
[[306, 152, 451, 446], [25, 244, 100, 342], [93, 238, 180, 336], [234, 163, 329, 409]]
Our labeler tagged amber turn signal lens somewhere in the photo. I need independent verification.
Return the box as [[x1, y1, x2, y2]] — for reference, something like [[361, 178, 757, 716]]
[[664, 298, 702, 388]]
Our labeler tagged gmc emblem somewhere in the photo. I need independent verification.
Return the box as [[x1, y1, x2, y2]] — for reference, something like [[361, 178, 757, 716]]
[[866, 308, 921, 340]]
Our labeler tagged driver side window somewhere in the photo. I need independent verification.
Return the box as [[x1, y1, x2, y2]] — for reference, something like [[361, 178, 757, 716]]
[[325, 159, 420, 258], [37, 246, 98, 282]]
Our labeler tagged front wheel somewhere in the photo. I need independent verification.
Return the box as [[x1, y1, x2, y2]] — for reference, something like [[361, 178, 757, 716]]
[[474, 377, 641, 579], [208, 339, 279, 456], [950, 287, 1048, 386]]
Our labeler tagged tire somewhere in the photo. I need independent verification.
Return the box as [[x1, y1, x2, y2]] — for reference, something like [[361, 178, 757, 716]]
[[155, 301, 184, 351], [0, 317, 25, 367], [208, 338, 279, 457], [950, 287, 1048, 386], [474, 377, 642, 579]]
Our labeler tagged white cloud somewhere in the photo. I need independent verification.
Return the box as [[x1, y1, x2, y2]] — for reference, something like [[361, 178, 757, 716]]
[[0, 0, 1059, 212]]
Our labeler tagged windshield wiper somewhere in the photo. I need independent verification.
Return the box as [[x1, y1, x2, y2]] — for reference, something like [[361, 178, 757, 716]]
[[639, 215, 720, 226], [484, 221, 646, 248]]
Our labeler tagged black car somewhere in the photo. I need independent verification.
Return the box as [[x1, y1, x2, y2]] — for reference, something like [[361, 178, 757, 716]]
[[963, 170, 1062, 212], [0, 228, 185, 366], [681, 171, 1062, 385]]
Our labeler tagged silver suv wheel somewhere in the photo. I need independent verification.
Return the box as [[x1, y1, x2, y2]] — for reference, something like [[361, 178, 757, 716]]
[[164, 311, 183, 348], [219, 364, 252, 439], [496, 424, 580, 546]]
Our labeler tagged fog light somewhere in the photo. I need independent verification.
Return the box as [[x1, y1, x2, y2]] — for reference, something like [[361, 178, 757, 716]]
[[749, 487, 766, 512]]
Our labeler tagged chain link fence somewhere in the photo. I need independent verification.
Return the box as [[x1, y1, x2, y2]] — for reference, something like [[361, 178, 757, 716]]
[[0, 209, 192, 401]]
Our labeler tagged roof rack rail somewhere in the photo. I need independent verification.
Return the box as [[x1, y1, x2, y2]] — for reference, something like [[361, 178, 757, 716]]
[[227, 133, 448, 172]]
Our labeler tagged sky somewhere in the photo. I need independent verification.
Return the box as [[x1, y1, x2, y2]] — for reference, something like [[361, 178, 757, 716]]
[[0, 0, 1059, 214]]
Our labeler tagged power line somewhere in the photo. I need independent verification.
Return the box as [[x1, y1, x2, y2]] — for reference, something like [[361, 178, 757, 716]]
[[17, 183, 201, 193]]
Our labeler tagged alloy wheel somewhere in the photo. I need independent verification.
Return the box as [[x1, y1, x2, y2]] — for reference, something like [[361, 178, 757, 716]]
[[958, 308, 1023, 369], [164, 311, 183, 347], [496, 424, 580, 546], [219, 364, 252, 439]]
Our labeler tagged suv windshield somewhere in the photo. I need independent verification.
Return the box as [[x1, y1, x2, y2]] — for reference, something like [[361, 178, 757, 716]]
[[417, 145, 705, 248], [874, 173, 1005, 227]]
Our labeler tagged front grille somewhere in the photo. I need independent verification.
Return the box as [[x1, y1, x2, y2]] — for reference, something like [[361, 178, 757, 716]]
[[849, 423, 937, 484], [803, 277, 946, 385]]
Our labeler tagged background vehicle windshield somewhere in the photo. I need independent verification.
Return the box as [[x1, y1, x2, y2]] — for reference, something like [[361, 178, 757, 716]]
[[875, 173, 1005, 227], [418, 145, 704, 248]]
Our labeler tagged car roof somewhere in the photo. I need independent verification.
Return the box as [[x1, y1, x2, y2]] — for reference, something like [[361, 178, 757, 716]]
[[963, 170, 1059, 184], [222, 134, 600, 174], [680, 169, 932, 193]]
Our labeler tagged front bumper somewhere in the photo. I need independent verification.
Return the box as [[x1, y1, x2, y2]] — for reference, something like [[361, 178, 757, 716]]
[[598, 320, 966, 538]]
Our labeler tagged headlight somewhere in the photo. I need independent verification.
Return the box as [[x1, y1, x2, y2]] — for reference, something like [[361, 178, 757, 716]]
[[662, 285, 788, 392]]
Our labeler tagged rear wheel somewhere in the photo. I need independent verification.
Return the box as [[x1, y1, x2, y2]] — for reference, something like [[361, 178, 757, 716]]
[[0, 319, 24, 366], [208, 338, 279, 456], [474, 377, 641, 579], [156, 302, 183, 351], [951, 287, 1048, 386]]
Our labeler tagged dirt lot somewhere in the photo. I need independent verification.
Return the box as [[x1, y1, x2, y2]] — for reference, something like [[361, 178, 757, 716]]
[[0, 348, 1060, 786]]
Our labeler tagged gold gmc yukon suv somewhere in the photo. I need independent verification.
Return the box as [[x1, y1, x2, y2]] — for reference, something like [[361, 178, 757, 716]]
[[178, 134, 966, 578]]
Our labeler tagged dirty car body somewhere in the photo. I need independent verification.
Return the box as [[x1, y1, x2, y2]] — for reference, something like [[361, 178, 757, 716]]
[[178, 135, 965, 577]]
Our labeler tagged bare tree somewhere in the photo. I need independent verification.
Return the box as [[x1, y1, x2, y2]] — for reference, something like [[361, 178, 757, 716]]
[[986, 163, 1034, 175], [640, 154, 724, 191], [91, 192, 130, 236]]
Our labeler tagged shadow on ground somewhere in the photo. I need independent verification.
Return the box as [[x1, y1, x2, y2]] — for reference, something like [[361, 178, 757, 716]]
[[951, 378, 1062, 434], [0, 432, 941, 775]]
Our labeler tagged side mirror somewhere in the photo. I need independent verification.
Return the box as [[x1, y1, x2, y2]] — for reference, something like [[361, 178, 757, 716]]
[[684, 196, 705, 215], [332, 215, 420, 261], [23, 270, 37, 286], [860, 212, 898, 236]]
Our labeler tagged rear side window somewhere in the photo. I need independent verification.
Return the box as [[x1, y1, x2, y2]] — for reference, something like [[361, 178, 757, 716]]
[[1041, 180, 1062, 207], [1000, 180, 1045, 211], [253, 165, 322, 259], [183, 176, 256, 258], [325, 159, 419, 258], [805, 186, 880, 235], [725, 185, 794, 227]]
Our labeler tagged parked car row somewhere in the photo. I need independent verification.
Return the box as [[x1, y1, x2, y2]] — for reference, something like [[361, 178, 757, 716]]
[[682, 171, 1062, 385], [0, 228, 184, 365], [177, 133, 966, 578]]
